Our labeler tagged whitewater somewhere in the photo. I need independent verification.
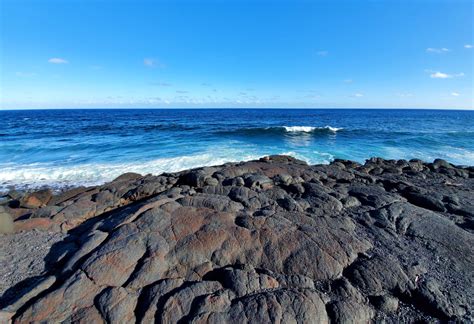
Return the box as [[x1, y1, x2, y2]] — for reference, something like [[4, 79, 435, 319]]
[[1, 109, 473, 191]]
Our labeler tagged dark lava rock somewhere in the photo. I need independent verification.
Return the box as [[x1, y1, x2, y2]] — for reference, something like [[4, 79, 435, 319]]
[[2, 155, 473, 323]]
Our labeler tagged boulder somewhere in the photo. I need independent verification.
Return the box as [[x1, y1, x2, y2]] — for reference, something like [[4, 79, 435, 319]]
[[20, 189, 52, 208]]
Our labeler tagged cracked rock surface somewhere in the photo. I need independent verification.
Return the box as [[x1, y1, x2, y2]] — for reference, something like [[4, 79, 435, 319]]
[[1, 155, 473, 323]]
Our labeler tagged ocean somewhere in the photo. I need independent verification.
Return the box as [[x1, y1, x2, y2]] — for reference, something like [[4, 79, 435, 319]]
[[0, 108, 473, 192]]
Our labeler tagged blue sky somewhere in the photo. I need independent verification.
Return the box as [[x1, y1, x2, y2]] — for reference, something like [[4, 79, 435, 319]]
[[0, 0, 472, 109]]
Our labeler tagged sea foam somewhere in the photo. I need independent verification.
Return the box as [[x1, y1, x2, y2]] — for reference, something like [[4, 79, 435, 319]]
[[0, 153, 253, 192], [0, 149, 322, 192]]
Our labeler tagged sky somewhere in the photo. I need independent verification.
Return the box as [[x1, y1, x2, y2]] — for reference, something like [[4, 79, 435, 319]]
[[0, 0, 473, 109]]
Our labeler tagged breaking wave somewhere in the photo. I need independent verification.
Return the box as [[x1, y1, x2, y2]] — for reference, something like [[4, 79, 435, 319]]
[[217, 125, 343, 136], [0, 149, 331, 192], [0, 147, 341, 192], [0, 153, 258, 192], [282, 126, 343, 133]]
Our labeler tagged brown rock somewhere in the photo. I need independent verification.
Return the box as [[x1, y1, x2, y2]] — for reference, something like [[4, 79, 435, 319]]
[[13, 218, 59, 232], [20, 189, 52, 208]]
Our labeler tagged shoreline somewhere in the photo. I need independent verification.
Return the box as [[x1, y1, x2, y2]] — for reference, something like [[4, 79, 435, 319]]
[[1, 155, 473, 206], [1, 155, 473, 322]]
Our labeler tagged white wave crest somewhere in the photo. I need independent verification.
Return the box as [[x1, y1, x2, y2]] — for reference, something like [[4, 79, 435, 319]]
[[282, 126, 342, 133], [283, 126, 316, 132], [324, 126, 343, 132], [0, 152, 262, 192], [0, 148, 340, 192]]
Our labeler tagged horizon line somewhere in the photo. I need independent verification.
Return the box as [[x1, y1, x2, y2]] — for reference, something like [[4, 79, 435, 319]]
[[1, 107, 473, 111]]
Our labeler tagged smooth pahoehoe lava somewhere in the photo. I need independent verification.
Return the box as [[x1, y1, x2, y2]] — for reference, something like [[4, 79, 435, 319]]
[[0, 155, 473, 323]]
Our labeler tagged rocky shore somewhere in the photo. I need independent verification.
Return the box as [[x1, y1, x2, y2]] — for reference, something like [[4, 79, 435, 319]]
[[0, 155, 473, 323]]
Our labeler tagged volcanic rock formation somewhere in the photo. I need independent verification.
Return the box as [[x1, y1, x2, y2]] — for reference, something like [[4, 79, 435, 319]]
[[0, 156, 473, 323]]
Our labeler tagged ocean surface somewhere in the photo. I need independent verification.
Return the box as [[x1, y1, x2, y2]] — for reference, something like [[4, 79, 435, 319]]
[[1, 109, 473, 192]]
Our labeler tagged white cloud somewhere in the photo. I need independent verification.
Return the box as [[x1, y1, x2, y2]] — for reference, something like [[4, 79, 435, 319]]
[[144, 58, 165, 68], [464, 44, 473, 49], [48, 58, 69, 64], [397, 93, 414, 97], [428, 71, 464, 79], [451, 92, 460, 96], [353, 93, 364, 97], [343, 79, 353, 84], [316, 50, 329, 56], [426, 47, 450, 53], [430, 71, 449, 79]]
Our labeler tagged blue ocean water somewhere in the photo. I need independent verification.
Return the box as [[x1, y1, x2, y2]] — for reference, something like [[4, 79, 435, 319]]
[[0, 109, 473, 191]]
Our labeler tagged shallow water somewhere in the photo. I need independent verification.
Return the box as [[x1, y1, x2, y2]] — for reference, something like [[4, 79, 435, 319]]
[[1, 109, 473, 191]]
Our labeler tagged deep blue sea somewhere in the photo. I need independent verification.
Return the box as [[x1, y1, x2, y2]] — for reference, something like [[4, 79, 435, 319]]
[[1, 109, 473, 191]]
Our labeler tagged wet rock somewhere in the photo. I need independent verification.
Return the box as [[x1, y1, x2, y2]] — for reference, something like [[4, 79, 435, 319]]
[[6, 190, 22, 201], [260, 155, 308, 165], [433, 159, 452, 170], [112, 172, 142, 182]]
